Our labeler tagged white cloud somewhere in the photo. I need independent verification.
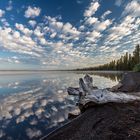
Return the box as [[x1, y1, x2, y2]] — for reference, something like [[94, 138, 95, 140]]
[[1, 18, 9, 26], [50, 32, 57, 38], [13, 31, 20, 38], [0, 9, 5, 17], [86, 30, 101, 43], [85, 16, 112, 32], [84, 1, 100, 17], [39, 37, 47, 45], [15, 23, 33, 36], [45, 16, 81, 42], [100, 46, 110, 52], [115, 0, 123, 7], [0, 57, 21, 64], [85, 17, 98, 25], [54, 41, 64, 48], [95, 19, 112, 31], [79, 25, 85, 31], [77, 0, 83, 4], [0, 0, 139, 69], [28, 20, 37, 27], [6, 0, 13, 11], [123, 1, 140, 17], [62, 22, 80, 37], [47, 16, 64, 32], [24, 6, 41, 18], [88, 30, 101, 38], [101, 10, 112, 20], [0, 27, 43, 57], [34, 26, 44, 37], [106, 15, 135, 42]]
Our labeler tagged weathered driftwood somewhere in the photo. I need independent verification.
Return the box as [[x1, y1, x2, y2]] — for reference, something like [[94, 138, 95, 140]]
[[67, 74, 140, 111], [67, 74, 98, 96], [67, 87, 80, 96]]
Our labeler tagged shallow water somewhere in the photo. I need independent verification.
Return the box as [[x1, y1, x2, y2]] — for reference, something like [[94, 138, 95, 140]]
[[0, 71, 122, 140]]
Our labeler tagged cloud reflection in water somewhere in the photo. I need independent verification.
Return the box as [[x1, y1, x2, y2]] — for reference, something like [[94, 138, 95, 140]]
[[0, 71, 120, 140]]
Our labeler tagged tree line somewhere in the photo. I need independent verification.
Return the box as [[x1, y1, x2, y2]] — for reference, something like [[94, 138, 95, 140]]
[[77, 44, 140, 71]]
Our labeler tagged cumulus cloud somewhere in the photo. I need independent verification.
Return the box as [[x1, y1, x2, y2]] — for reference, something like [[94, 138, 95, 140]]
[[77, 0, 83, 4], [62, 22, 80, 37], [101, 10, 112, 20], [0, 56, 21, 64], [50, 32, 57, 38], [34, 26, 44, 37], [123, 1, 140, 17], [106, 15, 135, 42], [95, 19, 112, 31], [0, 9, 5, 17], [0, 27, 43, 57], [44, 16, 81, 43], [84, 1, 100, 17], [115, 0, 123, 7], [6, 0, 13, 11], [86, 30, 101, 43], [85, 17, 98, 25], [1, 18, 9, 26], [25, 6, 41, 18], [28, 20, 37, 27], [15, 23, 33, 36], [0, 0, 139, 69], [46, 16, 64, 32]]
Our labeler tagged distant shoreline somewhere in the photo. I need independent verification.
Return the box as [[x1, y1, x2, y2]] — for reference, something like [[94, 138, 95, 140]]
[[0, 69, 128, 72]]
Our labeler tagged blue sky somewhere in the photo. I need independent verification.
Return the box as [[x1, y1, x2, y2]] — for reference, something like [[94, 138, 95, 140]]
[[0, 0, 140, 70]]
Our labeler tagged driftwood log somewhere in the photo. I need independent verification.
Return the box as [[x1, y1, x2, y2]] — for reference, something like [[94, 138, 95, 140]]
[[68, 74, 140, 112]]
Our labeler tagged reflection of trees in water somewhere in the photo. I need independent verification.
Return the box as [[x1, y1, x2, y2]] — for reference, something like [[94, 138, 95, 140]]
[[75, 71, 123, 82], [92, 72, 123, 82]]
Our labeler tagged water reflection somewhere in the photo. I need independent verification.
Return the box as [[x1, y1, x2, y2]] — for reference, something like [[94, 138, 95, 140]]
[[75, 71, 123, 82], [0, 71, 122, 140], [90, 71, 123, 82]]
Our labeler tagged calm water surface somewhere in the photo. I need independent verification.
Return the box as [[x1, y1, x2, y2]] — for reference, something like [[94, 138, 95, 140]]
[[0, 71, 122, 140]]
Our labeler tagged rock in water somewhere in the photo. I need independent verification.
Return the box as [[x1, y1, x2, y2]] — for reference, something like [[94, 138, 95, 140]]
[[111, 72, 140, 92]]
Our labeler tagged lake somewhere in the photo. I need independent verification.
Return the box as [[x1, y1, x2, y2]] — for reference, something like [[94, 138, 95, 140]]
[[0, 71, 122, 140]]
